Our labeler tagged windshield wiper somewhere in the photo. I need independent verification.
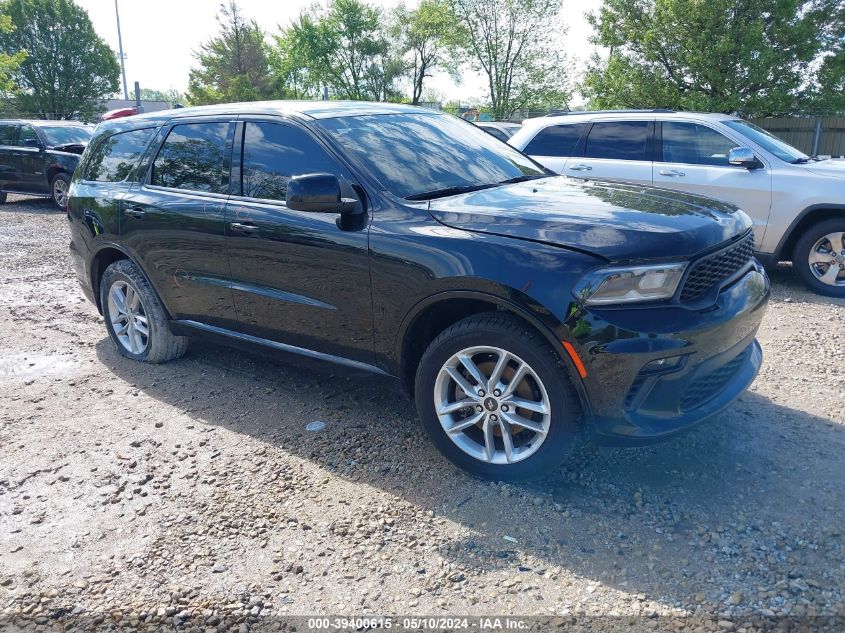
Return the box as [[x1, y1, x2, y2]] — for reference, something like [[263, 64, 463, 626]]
[[791, 155, 827, 164], [405, 183, 499, 201], [497, 174, 549, 184]]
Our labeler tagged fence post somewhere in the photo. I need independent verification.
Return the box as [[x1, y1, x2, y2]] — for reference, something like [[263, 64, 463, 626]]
[[812, 118, 822, 156]]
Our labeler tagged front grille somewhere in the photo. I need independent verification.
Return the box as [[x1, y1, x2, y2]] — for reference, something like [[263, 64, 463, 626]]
[[680, 232, 755, 302], [680, 347, 750, 411]]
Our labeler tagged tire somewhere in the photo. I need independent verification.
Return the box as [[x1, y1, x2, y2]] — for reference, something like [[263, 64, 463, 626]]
[[793, 219, 845, 298], [100, 259, 188, 363], [414, 312, 581, 481], [50, 172, 71, 210], [0, 192, 7, 204]]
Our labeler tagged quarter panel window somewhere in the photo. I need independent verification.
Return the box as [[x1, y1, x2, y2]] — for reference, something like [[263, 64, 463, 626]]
[[524, 123, 587, 157], [661, 122, 737, 166], [241, 121, 339, 202], [584, 121, 650, 161], [84, 128, 155, 182], [151, 122, 229, 193], [0, 124, 16, 145]]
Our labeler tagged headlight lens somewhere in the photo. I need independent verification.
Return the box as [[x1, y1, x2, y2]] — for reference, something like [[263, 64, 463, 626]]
[[577, 262, 687, 305]]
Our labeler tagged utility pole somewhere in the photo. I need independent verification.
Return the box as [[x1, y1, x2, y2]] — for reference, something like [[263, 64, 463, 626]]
[[115, 0, 129, 100]]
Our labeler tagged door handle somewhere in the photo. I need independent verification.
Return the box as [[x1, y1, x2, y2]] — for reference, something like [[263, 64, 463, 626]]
[[125, 206, 146, 219], [230, 222, 260, 234], [568, 164, 592, 172], [659, 169, 686, 177]]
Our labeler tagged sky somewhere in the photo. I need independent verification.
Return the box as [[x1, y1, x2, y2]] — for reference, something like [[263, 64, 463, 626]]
[[75, 0, 603, 104]]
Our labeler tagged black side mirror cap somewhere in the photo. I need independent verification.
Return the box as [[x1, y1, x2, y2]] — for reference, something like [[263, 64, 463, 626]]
[[286, 173, 358, 214]]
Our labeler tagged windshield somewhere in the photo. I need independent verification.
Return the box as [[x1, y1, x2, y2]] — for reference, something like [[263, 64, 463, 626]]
[[723, 119, 808, 163], [315, 113, 546, 199], [39, 125, 92, 147]]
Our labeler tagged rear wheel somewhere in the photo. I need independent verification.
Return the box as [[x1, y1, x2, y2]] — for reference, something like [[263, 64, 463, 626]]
[[794, 220, 845, 298], [100, 259, 188, 363], [50, 172, 70, 210], [415, 313, 581, 481], [0, 192, 6, 204]]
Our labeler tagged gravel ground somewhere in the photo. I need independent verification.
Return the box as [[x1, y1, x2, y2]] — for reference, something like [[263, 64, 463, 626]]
[[0, 195, 844, 632]]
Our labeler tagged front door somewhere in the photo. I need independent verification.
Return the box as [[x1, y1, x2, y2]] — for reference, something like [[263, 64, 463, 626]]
[[564, 120, 654, 186], [120, 119, 238, 328], [653, 121, 772, 246], [224, 118, 374, 363], [11, 125, 48, 193]]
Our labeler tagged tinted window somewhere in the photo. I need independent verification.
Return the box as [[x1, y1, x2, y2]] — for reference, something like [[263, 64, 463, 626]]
[[84, 128, 155, 182], [661, 122, 738, 166], [17, 125, 41, 148], [39, 125, 92, 147], [481, 127, 509, 143], [151, 122, 229, 193], [0, 124, 16, 145], [524, 123, 587, 157], [315, 113, 545, 199], [724, 119, 806, 163], [241, 122, 339, 202], [584, 121, 650, 161]]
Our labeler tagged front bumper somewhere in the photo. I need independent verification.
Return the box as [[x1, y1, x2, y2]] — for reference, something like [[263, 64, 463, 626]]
[[569, 262, 770, 445]]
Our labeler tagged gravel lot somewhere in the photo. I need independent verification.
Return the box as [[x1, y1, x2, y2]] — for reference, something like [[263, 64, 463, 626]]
[[1, 195, 844, 632]]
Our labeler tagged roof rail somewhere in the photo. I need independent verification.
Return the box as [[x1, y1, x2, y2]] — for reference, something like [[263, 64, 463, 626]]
[[545, 108, 676, 116]]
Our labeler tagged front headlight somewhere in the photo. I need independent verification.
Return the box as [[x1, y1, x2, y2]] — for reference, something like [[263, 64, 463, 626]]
[[576, 262, 687, 305]]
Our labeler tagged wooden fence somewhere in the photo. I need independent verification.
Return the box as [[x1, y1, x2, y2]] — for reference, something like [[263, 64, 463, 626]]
[[750, 116, 845, 157]]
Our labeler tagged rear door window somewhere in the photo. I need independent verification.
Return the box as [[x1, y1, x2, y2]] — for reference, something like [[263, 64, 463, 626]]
[[240, 121, 340, 202], [661, 122, 737, 166], [524, 123, 587, 157], [584, 121, 650, 161], [84, 128, 155, 182], [0, 124, 16, 145], [151, 122, 229, 193]]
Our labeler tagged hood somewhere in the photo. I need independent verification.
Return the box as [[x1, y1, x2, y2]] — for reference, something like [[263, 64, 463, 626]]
[[51, 142, 87, 155], [428, 177, 751, 262], [805, 158, 845, 179]]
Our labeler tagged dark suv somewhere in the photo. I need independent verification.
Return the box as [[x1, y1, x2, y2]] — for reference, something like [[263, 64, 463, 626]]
[[68, 102, 770, 480], [0, 119, 92, 209]]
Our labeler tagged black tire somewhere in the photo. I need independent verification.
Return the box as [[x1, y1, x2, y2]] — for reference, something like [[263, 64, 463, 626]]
[[0, 192, 7, 204], [100, 259, 188, 363], [793, 219, 845, 298], [414, 312, 581, 481], [49, 172, 71, 210]]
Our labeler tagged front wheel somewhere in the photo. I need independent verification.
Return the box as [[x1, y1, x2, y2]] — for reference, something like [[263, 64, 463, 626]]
[[793, 220, 845, 298], [50, 172, 70, 210], [414, 313, 581, 481]]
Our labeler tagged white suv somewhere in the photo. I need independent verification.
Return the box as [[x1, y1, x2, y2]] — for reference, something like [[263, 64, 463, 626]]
[[509, 110, 845, 297]]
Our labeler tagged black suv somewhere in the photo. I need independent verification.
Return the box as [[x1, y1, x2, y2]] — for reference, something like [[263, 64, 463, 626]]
[[0, 119, 92, 209], [68, 102, 770, 480]]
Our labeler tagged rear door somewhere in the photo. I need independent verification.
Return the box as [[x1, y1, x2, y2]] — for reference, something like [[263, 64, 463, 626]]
[[0, 123, 18, 191], [653, 121, 772, 244], [224, 117, 374, 363], [564, 120, 654, 186], [520, 122, 588, 173], [11, 125, 47, 193], [120, 118, 238, 328]]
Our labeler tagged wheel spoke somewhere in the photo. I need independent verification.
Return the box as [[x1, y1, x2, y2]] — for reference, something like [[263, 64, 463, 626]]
[[113, 320, 129, 335], [820, 263, 841, 285], [134, 321, 149, 337], [487, 351, 510, 392], [498, 419, 515, 463], [111, 286, 127, 313], [500, 362, 529, 398], [457, 353, 487, 391], [809, 250, 833, 265], [824, 232, 844, 252], [134, 313, 148, 326], [445, 410, 485, 435], [505, 397, 548, 415], [482, 418, 496, 462], [445, 366, 479, 399], [501, 410, 547, 435], [437, 399, 475, 415]]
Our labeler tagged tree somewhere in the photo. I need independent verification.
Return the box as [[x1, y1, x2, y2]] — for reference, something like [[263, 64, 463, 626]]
[[393, 0, 459, 105], [187, 1, 276, 105], [280, 0, 404, 101], [451, 0, 571, 119], [0, 0, 118, 119], [139, 88, 186, 106], [0, 13, 24, 99], [582, 0, 842, 117]]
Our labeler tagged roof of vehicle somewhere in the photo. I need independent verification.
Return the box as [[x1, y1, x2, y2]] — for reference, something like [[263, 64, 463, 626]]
[[521, 110, 740, 129], [95, 100, 442, 134], [0, 119, 92, 127]]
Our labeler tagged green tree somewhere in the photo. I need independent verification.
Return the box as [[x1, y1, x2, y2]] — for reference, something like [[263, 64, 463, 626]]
[[451, 0, 571, 120], [187, 1, 276, 105], [0, 0, 118, 119], [0, 13, 24, 98], [280, 0, 404, 101], [270, 30, 321, 100], [139, 88, 186, 106], [582, 0, 841, 116], [393, 0, 460, 105]]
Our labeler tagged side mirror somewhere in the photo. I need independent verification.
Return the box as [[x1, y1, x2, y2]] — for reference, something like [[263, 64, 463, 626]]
[[728, 147, 762, 169], [286, 173, 358, 214]]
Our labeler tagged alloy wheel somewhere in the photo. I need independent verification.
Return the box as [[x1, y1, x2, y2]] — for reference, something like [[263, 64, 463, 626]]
[[52, 178, 69, 208], [107, 280, 150, 355], [808, 231, 845, 287], [433, 346, 551, 465]]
